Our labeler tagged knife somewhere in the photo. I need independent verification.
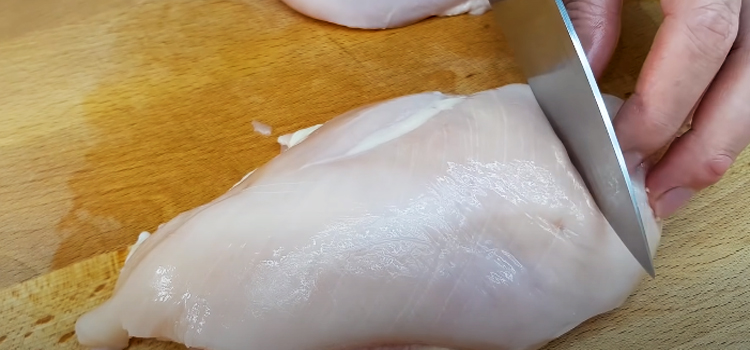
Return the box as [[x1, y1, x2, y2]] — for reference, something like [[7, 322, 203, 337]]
[[490, 0, 655, 277]]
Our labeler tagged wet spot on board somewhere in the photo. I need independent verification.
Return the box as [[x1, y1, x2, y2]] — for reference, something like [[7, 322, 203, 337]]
[[51, 0, 517, 270], [51, 0, 293, 269], [0, 256, 38, 289]]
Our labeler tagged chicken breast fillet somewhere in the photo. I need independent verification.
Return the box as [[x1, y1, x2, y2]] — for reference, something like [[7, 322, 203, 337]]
[[280, 0, 491, 29], [76, 84, 661, 350]]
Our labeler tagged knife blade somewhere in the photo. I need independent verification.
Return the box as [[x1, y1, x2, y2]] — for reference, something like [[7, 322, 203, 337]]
[[490, 0, 655, 277]]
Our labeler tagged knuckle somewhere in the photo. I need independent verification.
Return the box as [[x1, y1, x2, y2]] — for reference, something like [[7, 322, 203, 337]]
[[631, 98, 685, 150], [694, 152, 734, 187], [683, 1, 740, 60], [641, 113, 678, 138]]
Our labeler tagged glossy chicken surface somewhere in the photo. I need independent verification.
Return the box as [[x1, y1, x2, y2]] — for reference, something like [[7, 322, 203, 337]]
[[76, 84, 661, 350], [280, 0, 491, 29]]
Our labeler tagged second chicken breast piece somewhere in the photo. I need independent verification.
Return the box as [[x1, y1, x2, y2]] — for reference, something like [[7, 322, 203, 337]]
[[76, 84, 661, 350], [280, 0, 491, 29]]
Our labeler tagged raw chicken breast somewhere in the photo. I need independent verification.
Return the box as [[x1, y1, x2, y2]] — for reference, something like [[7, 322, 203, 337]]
[[76, 84, 661, 350], [280, 0, 491, 29]]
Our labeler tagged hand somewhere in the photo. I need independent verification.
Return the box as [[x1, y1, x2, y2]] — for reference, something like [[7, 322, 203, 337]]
[[566, 0, 750, 218]]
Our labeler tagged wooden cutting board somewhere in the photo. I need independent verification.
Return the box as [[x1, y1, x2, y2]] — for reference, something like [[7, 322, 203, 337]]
[[1, 0, 748, 349]]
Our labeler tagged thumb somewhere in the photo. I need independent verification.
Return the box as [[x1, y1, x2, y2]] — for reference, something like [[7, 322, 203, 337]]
[[564, 0, 623, 78]]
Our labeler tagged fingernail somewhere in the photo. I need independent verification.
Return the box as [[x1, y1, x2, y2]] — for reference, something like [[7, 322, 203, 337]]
[[655, 187, 694, 218]]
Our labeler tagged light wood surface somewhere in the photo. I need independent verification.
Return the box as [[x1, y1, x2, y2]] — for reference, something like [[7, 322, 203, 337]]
[[1, 0, 748, 349]]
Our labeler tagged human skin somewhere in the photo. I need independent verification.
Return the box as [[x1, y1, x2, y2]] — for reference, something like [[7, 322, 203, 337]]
[[564, 0, 750, 218]]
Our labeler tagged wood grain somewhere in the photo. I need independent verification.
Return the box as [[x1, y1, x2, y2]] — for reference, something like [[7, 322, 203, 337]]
[[1, 0, 748, 349]]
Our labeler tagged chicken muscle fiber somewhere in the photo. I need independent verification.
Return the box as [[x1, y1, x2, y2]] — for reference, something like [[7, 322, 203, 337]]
[[76, 84, 661, 350], [280, 0, 492, 29]]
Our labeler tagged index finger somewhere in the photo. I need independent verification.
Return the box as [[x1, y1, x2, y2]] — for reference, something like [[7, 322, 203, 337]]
[[612, 0, 741, 168], [564, 0, 624, 78]]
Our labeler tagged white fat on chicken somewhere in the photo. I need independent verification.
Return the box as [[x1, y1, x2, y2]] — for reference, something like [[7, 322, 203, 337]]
[[278, 124, 323, 151], [280, 0, 491, 29], [251, 120, 273, 136], [75, 83, 661, 350]]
